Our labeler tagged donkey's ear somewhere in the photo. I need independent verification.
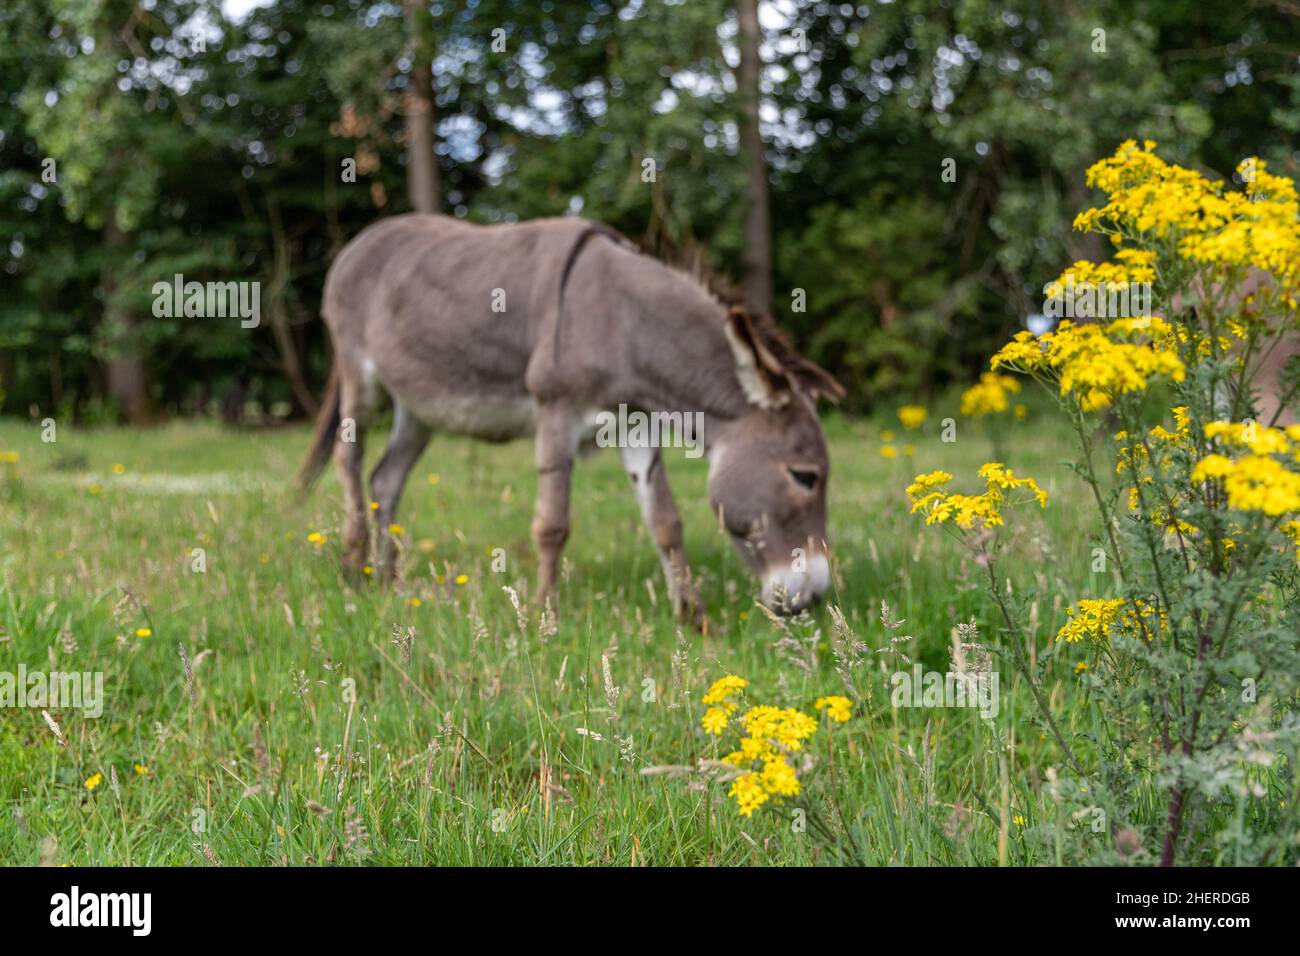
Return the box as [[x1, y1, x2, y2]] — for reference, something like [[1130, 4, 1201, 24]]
[[724, 306, 847, 407], [723, 306, 791, 409], [789, 357, 847, 405]]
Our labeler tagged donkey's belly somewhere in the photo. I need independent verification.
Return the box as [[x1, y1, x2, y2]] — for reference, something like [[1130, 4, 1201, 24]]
[[361, 326, 539, 441], [397, 386, 537, 442]]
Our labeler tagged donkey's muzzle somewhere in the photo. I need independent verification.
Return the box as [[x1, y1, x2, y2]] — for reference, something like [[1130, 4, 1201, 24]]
[[761, 553, 830, 615]]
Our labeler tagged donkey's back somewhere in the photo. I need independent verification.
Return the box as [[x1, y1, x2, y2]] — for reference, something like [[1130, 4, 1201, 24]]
[[322, 213, 594, 435]]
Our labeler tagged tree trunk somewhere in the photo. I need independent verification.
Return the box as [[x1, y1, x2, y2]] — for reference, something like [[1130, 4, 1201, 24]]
[[101, 214, 149, 424], [735, 0, 772, 315], [266, 195, 319, 417], [0, 351, 14, 413], [405, 0, 439, 214]]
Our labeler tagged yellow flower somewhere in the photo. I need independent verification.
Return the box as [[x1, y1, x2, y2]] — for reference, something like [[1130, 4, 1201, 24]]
[[427, 473, 440, 485], [978, 462, 1049, 507], [369, 501, 379, 511], [1192, 425, 1300, 516], [729, 772, 769, 817], [907, 464, 1046, 530], [880, 444, 898, 459], [1204, 420, 1292, 455], [739, 705, 818, 751], [1199, 456, 1300, 515], [388, 523, 404, 535], [135, 627, 152, 639], [906, 470, 953, 494], [703, 675, 748, 705], [1044, 254, 1158, 307], [362, 565, 374, 576], [0, 451, 19, 464], [408, 597, 422, 607], [85, 772, 103, 791], [992, 319, 1185, 412], [1080, 142, 1300, 290], [961, 372, 1022, 417], [454, 573, 469, 585], [1013, 814, 1026, 826], [133, 763, 149, 776], [701, 706, 729, 735], [739, 735, 771, 761], [881, 429, 896, 442], [111, 463, 126, 475], [1074, 661, 1089, 675], [815, 695, 852, 723], [702, 677, 835, 816], [307, 531, 326, 546], [897, 405, 927, 429], [1057, 597, 1166, 643], [759, 755, 801, 798], [1057, 599, 1125, 643]]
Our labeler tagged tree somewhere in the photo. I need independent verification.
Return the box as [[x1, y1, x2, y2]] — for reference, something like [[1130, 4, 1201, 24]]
[[1, 0, 1295, 417], [14, 0, 171, 422], [100, 214, 148, 422], [404, 0, 439, 213], [734, 0, 771, 314]]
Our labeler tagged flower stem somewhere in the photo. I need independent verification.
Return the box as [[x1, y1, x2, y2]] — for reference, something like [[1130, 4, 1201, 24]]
[[984, 557, 1087, 779]]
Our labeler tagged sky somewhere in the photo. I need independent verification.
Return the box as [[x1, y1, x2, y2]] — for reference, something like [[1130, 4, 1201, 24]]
[[222, 0, 275, 22]]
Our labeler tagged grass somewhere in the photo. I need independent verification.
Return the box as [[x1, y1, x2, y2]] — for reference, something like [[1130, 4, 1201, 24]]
[[0, 404, 1118, 865]]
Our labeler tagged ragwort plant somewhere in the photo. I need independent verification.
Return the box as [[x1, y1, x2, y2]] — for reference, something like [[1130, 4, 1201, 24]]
[[970, 140, 1300, 864]]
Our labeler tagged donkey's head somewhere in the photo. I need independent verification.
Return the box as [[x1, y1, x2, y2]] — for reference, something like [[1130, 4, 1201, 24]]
[[709, 307, 845, 614]]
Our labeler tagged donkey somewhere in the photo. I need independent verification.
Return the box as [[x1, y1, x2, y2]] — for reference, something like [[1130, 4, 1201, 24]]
[[298, 214, 844, 623]]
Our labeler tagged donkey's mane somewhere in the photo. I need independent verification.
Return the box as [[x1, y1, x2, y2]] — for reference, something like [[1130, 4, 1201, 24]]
[[632, 229, 742, 307], [628, 228, 845, 403]]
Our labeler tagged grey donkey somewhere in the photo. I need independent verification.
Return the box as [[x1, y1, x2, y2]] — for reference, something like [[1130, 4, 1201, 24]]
[[299, 214, 845, 624]]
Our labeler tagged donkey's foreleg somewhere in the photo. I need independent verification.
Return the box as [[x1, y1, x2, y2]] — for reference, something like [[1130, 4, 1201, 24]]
[[619, 445, 705, 630], [370, 402, 433, 581], [334, 370, 370, 574], [531, 404, 581, 609]]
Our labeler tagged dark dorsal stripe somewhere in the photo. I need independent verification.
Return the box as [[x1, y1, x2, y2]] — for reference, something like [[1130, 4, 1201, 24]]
[[553, 223, 631, 359]]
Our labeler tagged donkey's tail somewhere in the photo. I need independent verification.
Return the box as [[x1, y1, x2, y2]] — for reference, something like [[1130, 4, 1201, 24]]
[[297, 362, 340, 496]]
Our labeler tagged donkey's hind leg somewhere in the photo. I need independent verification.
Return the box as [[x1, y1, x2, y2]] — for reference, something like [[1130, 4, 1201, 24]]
[[335, 363, 372, 574], [370, 401, 433, 580]]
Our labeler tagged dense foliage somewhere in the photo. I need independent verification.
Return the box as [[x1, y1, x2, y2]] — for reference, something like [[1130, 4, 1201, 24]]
[[1, 0, 1297, 417]]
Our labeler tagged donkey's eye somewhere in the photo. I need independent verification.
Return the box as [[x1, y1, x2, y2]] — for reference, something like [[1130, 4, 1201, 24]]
[[789, 468, 819, 490]]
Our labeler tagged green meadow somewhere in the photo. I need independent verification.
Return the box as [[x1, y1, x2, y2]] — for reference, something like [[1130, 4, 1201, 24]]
[[0, 407, 1140, 865]]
